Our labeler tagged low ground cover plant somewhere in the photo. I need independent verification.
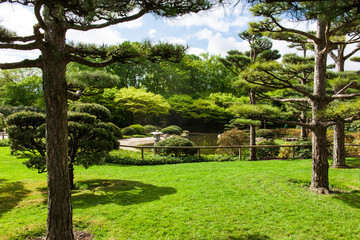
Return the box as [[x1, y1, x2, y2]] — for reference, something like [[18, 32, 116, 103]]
[[106, 149, 238, 165]]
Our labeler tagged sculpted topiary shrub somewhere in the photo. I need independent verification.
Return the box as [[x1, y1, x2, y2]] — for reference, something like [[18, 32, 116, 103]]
[[161, 125, 182, 135], [130, 124, 145, 135], [144, 125, 158, 133], [6, 105, 121, 190], [217, 128, 249, 154], [121, 126, 137, 136], [156, 135, 197, 156]]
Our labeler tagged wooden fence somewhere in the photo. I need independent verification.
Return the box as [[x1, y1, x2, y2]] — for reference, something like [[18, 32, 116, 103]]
[[119, 144, 360, 160]]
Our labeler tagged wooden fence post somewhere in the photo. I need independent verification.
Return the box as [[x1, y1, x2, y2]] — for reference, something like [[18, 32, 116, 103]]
[[239, 148, 242, 161], [141, 148, 144, 160]]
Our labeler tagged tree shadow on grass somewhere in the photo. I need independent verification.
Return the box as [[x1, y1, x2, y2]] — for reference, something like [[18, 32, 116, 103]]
[[227, 232, 272, 240], [70, 179, 177, 208], [332, 190, 360, 209], [0, 178, 30, 217]]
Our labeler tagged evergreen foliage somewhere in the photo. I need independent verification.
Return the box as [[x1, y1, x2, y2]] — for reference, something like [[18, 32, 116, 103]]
[[130, 124, 146, 135], [156, 135, 197, 156], [217, 128, 249, 154], [256, 140, 279, 160], [121, 127, 137, 136]]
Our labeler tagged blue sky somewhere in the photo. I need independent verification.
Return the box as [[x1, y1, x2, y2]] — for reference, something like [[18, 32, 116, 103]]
[[1, 2, 359, 70]]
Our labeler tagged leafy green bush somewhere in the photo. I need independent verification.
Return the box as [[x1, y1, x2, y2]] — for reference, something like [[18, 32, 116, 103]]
[[130, 124, 145, 135], [256, 140, 280, 160], [69, 103, 111, 122], [257, 129, 275, 139], [156, 136, 196, 156], [293, 138, 312, 159], [144, 125, 158, 133], [346, 120, 360, 133], [278, 146, 292, 159], [0, 113, 5, 130], [161, 126, 182, 135], [105, 150, 238, 165], [0, 139, 10, 147], [121, 127, 136, 136], [217, 128, 249, 154]]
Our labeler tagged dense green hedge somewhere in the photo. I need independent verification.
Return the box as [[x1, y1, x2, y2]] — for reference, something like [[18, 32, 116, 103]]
[[105, 149, 238, 165], [156, 136, 196, 156], [130, 124, 145, 135]]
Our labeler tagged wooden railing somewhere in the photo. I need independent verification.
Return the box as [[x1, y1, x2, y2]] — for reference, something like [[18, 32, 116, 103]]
[[119, 144, 360, 160]]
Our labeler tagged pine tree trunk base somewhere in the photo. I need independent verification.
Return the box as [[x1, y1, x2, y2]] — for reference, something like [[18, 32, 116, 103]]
[[310, 186, 330, 194]]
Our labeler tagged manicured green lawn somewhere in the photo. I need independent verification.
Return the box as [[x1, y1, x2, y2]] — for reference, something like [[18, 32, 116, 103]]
[[0, 146, 360, 239]]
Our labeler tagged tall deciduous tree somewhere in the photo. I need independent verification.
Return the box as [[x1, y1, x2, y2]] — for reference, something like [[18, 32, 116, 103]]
[[0, 1, 213, 238], [244, 0, 360, 193]]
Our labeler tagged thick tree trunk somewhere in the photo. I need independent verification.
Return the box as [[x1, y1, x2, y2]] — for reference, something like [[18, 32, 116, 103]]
[[311, 125, 329, 193], [249, 124, 257, 161], [310, 20, 330, 193], [249, 90, 257, 161], [69, 160, 75, 190], [300, 111, 308, 138], [333, 121, 346, 167], [42, 23, 74, 239]]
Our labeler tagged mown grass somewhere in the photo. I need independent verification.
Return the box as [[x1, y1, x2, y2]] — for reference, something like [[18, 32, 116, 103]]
[[1, 146, 360, 239]]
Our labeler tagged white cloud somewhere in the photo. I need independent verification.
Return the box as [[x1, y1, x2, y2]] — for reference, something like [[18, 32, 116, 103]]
[[192, 29, 248, 56], [164, 6, 252, 33], [0, 49, 41, 63], [67, 27, 126, 45], [187, 47, 207, 56], [115, 18, 143, 29], [149, 29, 157, 38], [160, 36, 187, 45], [0, 3, 36, 36]]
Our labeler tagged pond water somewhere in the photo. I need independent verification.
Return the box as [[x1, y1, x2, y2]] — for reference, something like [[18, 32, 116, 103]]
[[188, 132, 219, 155], [188, 132, 218, 146]]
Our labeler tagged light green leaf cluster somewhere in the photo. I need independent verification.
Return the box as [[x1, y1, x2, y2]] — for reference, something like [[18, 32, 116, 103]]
[[114, 87, 170, 117], [229, 103, 282, 119]]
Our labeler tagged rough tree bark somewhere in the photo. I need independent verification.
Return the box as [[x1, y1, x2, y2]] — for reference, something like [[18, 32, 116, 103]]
[[310, 20, 330, 193], [42, 22, 74, 238], [249, 90, 257, 161], [333, 121, 346, 167]]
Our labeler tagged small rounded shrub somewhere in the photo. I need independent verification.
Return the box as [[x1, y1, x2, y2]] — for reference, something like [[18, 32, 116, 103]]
[[256, 140, 280, 160], [69, 103, 111, 122], [130, 124, 145, 135], [217, 128, 249, 154], [293, 138, 312, 159], [257, 129, 275, 139], [161, 126, 182, 135], [156, 135, 197, 156], [278, 146, 292, 159], [121, 126, 136, 136], [144, 125, 158, 133]]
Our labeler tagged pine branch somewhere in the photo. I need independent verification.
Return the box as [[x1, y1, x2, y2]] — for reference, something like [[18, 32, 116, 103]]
[[0, 42, 39, 50], [0, 58, 41, 69]]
